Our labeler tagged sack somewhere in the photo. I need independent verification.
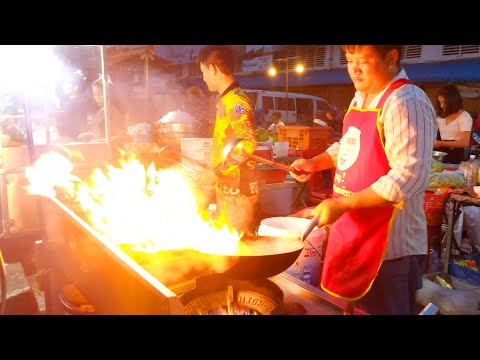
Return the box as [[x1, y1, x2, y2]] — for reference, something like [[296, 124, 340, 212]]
[[463, 205, 480, 252], [444, 201, 464, 248]]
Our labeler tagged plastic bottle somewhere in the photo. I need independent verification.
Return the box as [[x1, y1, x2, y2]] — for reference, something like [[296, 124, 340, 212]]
[[208, 203, 217, 224], [464, 155, 479, 189]]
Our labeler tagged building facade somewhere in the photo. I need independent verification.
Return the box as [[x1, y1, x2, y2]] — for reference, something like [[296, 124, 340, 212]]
[[173, 45, 480, 116]]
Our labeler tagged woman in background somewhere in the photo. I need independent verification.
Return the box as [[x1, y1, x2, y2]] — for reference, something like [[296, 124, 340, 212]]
[[434, 84, 473, 164]]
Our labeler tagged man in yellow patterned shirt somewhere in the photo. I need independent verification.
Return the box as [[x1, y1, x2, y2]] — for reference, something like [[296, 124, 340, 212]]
[[196, 45, 258, 234]]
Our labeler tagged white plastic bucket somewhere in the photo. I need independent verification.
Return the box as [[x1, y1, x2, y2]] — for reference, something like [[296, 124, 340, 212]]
[[258, 216, 326, 286], [274, 141, 289, 157], [181, 138, 212, 173]]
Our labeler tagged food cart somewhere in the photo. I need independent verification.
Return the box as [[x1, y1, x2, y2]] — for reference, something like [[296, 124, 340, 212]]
[[0, 46, 114, 313]]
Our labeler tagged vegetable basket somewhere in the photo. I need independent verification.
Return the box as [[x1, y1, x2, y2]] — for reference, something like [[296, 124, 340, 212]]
[[424, 188, 451, 227]]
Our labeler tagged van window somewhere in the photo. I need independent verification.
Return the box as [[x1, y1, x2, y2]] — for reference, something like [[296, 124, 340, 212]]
[[275, 97, 285, 111], [287, 98, 295, 111], [274, 97, 295, 111], [246, 92, 257, 109], [263, 96, 274, 112], [316, 100, 332, 113], [296, 98, 313, 125]]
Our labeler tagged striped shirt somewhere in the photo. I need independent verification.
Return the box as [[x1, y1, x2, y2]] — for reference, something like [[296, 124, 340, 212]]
[[326, 69, 436, 260]]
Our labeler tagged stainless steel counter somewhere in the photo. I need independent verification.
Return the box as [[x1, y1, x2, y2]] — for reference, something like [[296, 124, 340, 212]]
[[271, 272, 368, 315]]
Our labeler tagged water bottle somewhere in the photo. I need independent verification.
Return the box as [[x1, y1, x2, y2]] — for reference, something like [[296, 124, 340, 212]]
[[464, 155, 479, 189]]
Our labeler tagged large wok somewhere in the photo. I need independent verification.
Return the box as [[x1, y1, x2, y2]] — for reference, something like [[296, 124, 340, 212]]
[[198, 214, 320, 280]]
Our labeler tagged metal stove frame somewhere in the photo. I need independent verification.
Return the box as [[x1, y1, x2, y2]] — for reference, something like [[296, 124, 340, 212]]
[[37, 196, 367, 315]]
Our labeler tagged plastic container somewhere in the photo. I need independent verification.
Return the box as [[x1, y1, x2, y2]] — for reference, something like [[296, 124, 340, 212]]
[[254, 146, 274, 161], [273, 141, 289, 157], [258, 180, 297, 216], [181, 137, 213, 151], [180, 137, 213, 173], [255, 166, 287, 184], [258, 216, 326, 287]]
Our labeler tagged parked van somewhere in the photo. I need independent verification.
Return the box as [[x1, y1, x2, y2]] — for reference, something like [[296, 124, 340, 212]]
[[245, 89, 333, 125]]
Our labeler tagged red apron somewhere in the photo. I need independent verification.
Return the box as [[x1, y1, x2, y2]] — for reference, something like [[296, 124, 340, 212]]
[[320, 79, 414, 301]]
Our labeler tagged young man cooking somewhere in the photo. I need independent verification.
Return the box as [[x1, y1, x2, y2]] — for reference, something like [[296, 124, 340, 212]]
[[289, 45, 436, 315], [195, 45, 258, 235]]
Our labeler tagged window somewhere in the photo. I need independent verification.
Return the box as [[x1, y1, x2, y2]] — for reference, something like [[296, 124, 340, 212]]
[[296, 98, 314, 124], [316, 100, 332, 112], [246, 92, 257, 109], [401, 45, 422, 60], [275, 97, 295, 111], [275, 97, 285, 111], [263, 96, 274, 112], [443, 45, 480, 56]]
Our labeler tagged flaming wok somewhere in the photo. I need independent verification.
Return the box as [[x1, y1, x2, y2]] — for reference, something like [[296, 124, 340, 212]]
[[195, 214, 320, 280], [199, 234, 304, 280]]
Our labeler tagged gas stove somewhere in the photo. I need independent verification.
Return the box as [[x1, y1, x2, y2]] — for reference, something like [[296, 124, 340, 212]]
[[39, 196, 367, 315], [169, 271, 366, 315]]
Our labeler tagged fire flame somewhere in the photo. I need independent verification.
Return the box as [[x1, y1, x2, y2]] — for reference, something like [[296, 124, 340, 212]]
[[25, 151, 247, 256]]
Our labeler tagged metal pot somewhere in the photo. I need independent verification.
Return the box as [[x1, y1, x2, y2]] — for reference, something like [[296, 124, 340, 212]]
[[155, 122, 196, 134], [155, 110, 196, 132], [153, 110, 198, 148]]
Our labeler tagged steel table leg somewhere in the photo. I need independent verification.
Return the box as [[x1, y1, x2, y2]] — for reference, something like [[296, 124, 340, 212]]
[[443, 197, 459, 273]]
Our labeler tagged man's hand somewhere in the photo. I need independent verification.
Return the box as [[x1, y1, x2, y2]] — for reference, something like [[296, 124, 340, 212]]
[[312, 196, 349, 228], [196, 168, 217, 187], [289, 158, 314, 182], [311, 187, 396, 228]]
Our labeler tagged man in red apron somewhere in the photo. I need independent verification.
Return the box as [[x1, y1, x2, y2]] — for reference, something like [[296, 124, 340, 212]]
[[290, 45, 436, 314]]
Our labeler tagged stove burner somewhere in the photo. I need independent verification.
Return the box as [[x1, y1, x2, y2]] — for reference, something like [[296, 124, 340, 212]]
[[180, 274, 284, 315]]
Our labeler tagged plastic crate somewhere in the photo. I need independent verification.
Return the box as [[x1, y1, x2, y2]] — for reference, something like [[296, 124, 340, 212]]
[[308, 169, 335, 204], [301, 148, 334, 203], [278, 126, 332, 150], [449, 253, 480, 286]]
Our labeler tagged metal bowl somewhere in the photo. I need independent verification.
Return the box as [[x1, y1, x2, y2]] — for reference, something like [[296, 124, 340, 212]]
[[432, 150, 448, 162]]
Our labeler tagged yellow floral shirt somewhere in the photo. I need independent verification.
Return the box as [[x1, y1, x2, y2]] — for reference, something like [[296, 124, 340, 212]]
[[211, 84, 257, 196]]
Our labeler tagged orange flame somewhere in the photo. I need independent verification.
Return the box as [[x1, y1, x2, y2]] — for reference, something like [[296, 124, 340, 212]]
[[25, 152, 245, 255]]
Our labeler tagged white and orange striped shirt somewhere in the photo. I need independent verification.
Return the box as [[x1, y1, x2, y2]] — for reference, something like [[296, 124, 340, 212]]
[[326, 69, 436, 260]]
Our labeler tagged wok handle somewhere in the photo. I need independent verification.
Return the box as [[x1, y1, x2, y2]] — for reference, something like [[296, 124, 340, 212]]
[[302, 213, 321, 241], [247, 153, 309, 176]]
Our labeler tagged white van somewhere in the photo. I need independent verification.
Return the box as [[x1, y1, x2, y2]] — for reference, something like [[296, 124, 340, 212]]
[[245, 89, 333, 125]]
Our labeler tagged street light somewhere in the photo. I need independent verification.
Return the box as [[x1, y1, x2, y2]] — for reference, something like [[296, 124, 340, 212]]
[[268, 56, 304, 122]]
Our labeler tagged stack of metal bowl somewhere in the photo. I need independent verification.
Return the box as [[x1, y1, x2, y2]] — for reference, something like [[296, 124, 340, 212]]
[[153, 110, 199, 149], [432, 150, 448, 162]]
